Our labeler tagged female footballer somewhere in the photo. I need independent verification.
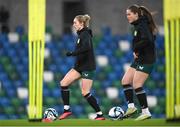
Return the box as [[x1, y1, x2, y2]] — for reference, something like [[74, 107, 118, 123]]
[[121, 5, 157, 121], [58, 14, 105, 120]]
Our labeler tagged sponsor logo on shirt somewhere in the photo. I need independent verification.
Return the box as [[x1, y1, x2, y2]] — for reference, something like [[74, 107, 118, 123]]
[[134, 30, 137, 36], [84, 73, 88, 77], [138, 66, 144, 70], [77, 39, 80, 44]]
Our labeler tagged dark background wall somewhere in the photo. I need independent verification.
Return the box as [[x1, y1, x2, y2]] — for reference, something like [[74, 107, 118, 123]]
[[0, 0, 163, 35]]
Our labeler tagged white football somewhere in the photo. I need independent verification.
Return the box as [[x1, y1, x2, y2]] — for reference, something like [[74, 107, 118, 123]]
[[108, 106, 124, 120], [43, 108, 58, 121]]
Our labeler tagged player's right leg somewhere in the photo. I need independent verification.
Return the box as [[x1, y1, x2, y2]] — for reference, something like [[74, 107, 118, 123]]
[[59, 68, 81, 120], [81, 72, 105, 120], [121, 65, 137, 118], [133, 70, 151, 121]]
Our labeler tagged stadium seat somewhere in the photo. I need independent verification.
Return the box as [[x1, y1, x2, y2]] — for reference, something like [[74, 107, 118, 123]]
[[44, 97, 57, 106], [4, 106, 15, 116], [72, 105, 84, 117], [43, 87, 51, 97], [15, 25, 24, 35], [0, 97, 11, 107], [52, 89, 60, 98], [11, 98, 22, 108]]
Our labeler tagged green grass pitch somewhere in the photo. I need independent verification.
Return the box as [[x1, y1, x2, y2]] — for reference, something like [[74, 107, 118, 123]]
[[0, 119, 180, 126]]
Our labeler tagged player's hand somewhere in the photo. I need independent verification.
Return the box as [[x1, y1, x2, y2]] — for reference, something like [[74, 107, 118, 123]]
[[66, 51, 73, 56], [133, 52, 139, 59]]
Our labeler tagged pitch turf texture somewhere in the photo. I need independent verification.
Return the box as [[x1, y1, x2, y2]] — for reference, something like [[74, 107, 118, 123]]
[[0, 119, 180, 126]]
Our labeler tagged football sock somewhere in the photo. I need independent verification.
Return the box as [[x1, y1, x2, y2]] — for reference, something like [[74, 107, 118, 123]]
[[84, 93, 101, 112], [123, 84, 134, 107], [142, 108, 151, 115], [135, 87, 148, 109], [61, 86, 70, 107], [96, 114, 103, 117], [128, 103, 135, 108], [64, 105, 70, 111], [96, 111, 103, 115]]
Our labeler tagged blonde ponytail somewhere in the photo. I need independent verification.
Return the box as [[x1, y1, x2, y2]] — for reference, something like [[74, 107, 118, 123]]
[[75, 14, 91, 27]]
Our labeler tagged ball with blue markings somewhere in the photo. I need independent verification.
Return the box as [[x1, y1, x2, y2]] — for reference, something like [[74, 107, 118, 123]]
[[108, 106, 124, 120], [43, 108, 58, 121]]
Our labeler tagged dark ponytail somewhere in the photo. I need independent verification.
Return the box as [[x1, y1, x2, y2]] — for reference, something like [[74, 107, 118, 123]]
[[139, 6, 158, 34], [128, 5, 158, 34]]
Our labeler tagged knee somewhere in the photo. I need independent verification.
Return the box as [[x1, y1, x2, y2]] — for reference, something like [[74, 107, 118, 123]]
[[82, 90, 90, 97], [121, 78, 131, 85], [121, 78, 126, 85], [133, 80, 142, 89], [60, 80, 68, 87], [83, 92, 91, 98]]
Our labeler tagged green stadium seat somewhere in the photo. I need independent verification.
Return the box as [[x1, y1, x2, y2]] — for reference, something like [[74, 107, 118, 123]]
[[92, 35, 102, 48], [104, 65, 113, 74], [73, 90, 82, 98], [113, 80, 121, 88], [0, 90, 5, 97], [54, 72, 63, 81], [44, 97, 57, 106], [4, 64, 13, 72], [46, 81, 57, 90], [84, 105, 94, 114], [101, 97, 112, 109], [158, 81, 165, 88], [114, 50, 124, 58], [96, 71, 107, 81], [8, 71, 19, 80], [158, 50, 164, 57], [93, 81, 101, 90], [158, 97, 165, 107], [44, 57, 53, 70], [96, 89, 105, 97], [156, 65, 165, 73], [21, 34, 28, 43], [16, 106, 26, 114], [151, 105, 164, 114], [146, 80, 156, 90], [4, 106, 15, 115], [0, 56, 10, 64], [25, 80, 28, 87], [70, 96, 79, 105], [11, 98, 22, 108]]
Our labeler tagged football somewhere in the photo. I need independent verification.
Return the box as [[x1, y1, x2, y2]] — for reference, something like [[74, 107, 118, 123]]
[[108, 106, 124, 120], [43, 108, 58, 121]]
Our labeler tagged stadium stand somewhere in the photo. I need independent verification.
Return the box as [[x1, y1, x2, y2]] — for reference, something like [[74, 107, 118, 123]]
[[0, 26, 165, 119]]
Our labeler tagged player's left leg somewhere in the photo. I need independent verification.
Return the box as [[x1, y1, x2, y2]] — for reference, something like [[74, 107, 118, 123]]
[[81, 71, 105, 120], [133, 70, 151, 121]]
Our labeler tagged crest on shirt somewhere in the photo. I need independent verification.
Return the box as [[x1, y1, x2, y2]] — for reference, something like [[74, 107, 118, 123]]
[[134, 30, 137, 36], [77, 39, 80, 44]]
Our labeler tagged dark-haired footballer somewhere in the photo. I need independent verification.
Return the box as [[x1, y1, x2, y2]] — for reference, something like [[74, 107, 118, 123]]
[[121, 5, 157, 121]]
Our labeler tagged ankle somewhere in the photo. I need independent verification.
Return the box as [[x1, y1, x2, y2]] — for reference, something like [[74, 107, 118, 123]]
[[64, 109, 71, 113], [128, 103, 135, 108], [142, 108, 151, 115], [96, 114, 104, 118], [96, 111, 103, 115]]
